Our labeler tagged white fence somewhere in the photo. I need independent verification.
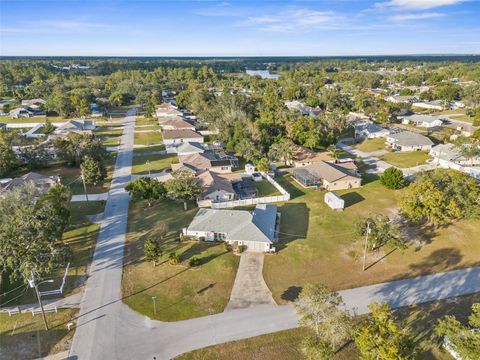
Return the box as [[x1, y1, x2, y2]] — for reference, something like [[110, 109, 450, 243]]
[[209, 172, 290, 209]]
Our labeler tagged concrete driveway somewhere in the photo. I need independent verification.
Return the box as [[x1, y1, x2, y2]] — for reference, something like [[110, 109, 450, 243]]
[[225, 253, 275, 311]]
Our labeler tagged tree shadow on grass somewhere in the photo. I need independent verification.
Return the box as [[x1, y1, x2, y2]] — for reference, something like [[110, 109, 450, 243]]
[[341, 191, 365, 208], [280, 286, 303, 302], [409, 248, 463, 274], [275, 174, 305, 199]]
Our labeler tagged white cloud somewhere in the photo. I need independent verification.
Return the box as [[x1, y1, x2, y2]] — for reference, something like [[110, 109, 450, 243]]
[[247, 9, 342, 32], [375, 0, 465, 10], [389, 12, 445, 21]]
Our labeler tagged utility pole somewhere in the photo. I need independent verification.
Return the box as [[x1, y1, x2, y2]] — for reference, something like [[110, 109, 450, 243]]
[[81, 173, 89, 203], [151, 295, 157, 315], [28, 276, 54, 331], [362, 222, 371, 272]]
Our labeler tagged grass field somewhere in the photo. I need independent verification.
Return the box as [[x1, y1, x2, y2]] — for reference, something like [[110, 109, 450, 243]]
[[353, 138, 386, 152], [134, 131, 163, 146], [0, 201, 104, 306], [263, 174, 480, 303], [450, 115, 474, 123], [133, 144, 166, 153], [94, 126, 123, 147], [255, 180, 281, 197], [177, 293, 480, 360], [0, 309, 78, 359], [131, 153, 176, 174], [122, 199, 240, 321], [379, 151, 432, 168], [135, 117, 159, 126]]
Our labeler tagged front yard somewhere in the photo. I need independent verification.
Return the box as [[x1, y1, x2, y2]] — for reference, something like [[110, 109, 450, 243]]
[[353, 137, 386, 152], [0, 309, 78, 359], [263, 174, 480, 303], [134, 131, 163, 146], [122, 199, 240, 321], [177, 293, 480, 360], [131, 153, 176, 175], [379, 151, 432, 168]]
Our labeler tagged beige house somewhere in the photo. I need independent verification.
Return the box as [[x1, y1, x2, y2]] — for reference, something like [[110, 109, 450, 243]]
[[160, 118, 195, 131], [172, 153, 233, 174], [162, 129, 204, 146], [197, 171, 236, 203], [291, 145, 334, 167], [293, 160, 361, 190]]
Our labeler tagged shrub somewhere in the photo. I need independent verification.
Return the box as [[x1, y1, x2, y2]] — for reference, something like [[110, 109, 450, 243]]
[[224, 242, 232, 251], [238, 245, 246, 253], [199, 236, 205, 242], [179, 234, 189, 242], [168, 252, 180, 265], [189, 257, 201, 267], [380, 167, 406, 189]]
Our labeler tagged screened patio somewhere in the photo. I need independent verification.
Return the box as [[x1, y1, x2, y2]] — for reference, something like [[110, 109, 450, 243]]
[[292, 168, 321, 187]]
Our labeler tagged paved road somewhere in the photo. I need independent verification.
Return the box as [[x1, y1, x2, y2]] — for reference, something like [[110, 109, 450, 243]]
[[70, 193, 109, 202], [68, 109, 136, 359], [225, 253, 275, 311]]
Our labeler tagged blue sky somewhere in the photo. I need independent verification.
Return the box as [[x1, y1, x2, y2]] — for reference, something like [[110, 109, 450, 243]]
[[1, 0, 479, 56]]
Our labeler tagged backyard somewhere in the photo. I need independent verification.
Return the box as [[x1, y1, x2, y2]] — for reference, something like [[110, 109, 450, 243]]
[[263, 174, 480, 303], [122, 199, 240, 321], [177, 293, 480, 360], [131, 153, 176, 175], [379, 151, 432, 168], [254, 179, 282, 197], [353, 137, 386, 152]]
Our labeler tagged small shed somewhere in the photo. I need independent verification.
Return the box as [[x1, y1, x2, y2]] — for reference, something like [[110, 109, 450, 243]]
[[245, 163, 256, 174], [324, 192, 344, 211], [252, 172, 262, 182]]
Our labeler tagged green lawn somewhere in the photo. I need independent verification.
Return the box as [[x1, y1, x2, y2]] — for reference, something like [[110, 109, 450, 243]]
[[133, 144, 166, 153], [255, 180, 281, 197], [379, 151, 432, 168], [0, 201, 104, 305], [354, 138, 386, 152], [0, 116, 72, 124], [135, 117, 159, 128], [450, 115, 474, 123], [0, 309, 78, 359], [131, 153, 176, 174], [122, 199, 240, 321], [134, 131, 163, 146], [94, 127, 123, 147], [178, 293, 480, 360], [264, 174, 480, 303]]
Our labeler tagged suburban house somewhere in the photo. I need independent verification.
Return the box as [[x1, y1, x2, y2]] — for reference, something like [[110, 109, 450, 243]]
[[155, 103, 183, 118], [386, 131, 434, 152], [176, 142, 205, 156], [160, 118, 196, 131], [284, 100, 322, 117], [430, 143, 480, 180], [90, 103, 103, 117], [412, 100, 444, 111], [197, 170, 236, 203], [172, 152, 233, 174], [400, 114, 444, 128], [54, 119, 97, 137], [21, 98, 46, 109], [184, 204, 279, 252], [354, 122, 390, 139], [386, 95, 418, 104], [162, 129, 204, 146], [0, 172, 60, 198], [293, 160, 361, 190], [291, 145, 334, 167], [9, 107, 45, 118]]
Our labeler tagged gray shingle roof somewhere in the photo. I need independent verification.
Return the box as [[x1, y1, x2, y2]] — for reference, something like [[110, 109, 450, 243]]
[[388, 131, 434, 147], [187, 204, 277, 243]]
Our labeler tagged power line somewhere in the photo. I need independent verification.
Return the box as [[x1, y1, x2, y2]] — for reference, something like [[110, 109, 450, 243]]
[[0, 283, 27, 298], [0, 286, 28, 308]]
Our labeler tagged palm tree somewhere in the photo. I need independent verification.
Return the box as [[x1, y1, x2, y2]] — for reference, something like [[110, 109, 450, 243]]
[[327, 145, 341, 163]]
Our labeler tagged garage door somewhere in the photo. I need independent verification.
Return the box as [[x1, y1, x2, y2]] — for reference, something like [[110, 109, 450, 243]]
[[246, 241, 264, 252]]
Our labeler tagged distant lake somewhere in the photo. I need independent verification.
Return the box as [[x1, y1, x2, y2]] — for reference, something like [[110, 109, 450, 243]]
[[245, 70, 280, 80]]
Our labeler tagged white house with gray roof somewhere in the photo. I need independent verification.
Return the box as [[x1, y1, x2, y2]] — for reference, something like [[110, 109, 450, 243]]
[[184, 204, 279, 252], [429, 143, 480, 179], [354, 121, 390, 139], [386, 131, 434, 152], [401, 114, 444, 128]]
